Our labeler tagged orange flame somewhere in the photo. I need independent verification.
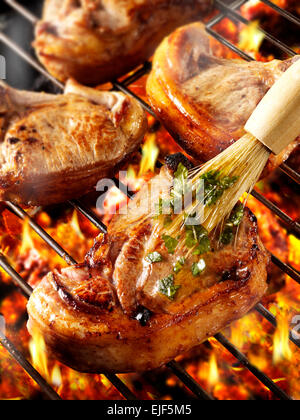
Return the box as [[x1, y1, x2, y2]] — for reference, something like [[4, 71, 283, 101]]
[[273, 311, 293, 365], [208, 352, 220, 388], [139, 133, 159, 176], [29, 330, 49, 380], [19, 219, 35, 256]]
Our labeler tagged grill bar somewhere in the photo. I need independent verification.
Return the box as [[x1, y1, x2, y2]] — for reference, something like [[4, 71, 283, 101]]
[[121, 62, 152, 87], [113, 81, 156, 118], [206, 0, 253, 61], [166, 361, 215, 401], [280, 163, 300, 185], [256, 303, 300, 348], [103, 374, 138, 401], [215, 333, 292, 400], [271, 254, 300, 285], [0, 253, 33, 297], [0, 329, 62, 400], [215, 0, 297, 57], [251, 190, 300, 238], [0, 0, 299, 402], [0, 32, 63, 89], [3, 0, 38, 24], [260, 0, 300, 26], [69, 200, 107, 234], [5, 201, 77, 266]]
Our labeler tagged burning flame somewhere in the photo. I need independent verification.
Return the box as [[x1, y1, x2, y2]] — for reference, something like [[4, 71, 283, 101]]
[[51, 364, 62, 388], [70, 210, 85, 240], [239, 21, 265, 53], [208, 352, 220, 388], [289, 235, 300, 271], [19, 219, 35, 256], [139, 133, 159, 176], [273, 309, 293, 365], [29, 329, 63, 390], [29, 330, 49, 380]]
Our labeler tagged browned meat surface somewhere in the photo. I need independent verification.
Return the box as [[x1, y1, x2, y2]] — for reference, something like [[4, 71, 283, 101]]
[[27, 160, 269, 373], [34, 0, 212, 85], [147, 23, 300, 175], [0, 79, 147, 206]]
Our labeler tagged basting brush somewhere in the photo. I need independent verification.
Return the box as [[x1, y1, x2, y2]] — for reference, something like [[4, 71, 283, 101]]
[[160, 58, 300, 252]]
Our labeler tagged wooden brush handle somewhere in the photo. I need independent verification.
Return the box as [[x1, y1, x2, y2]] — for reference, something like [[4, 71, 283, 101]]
[[245, 58, 300, 155]]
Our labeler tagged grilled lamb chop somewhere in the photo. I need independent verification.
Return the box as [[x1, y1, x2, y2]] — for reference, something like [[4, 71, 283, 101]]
[[34, 0, 212, 85], [0, 79, 147, 206], [27, 158, 269, 373], [147, 23, 300, 175]]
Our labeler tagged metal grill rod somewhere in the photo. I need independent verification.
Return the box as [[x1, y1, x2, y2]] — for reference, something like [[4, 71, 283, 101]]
[[5, 201, 77, 266], [251, 191, 300, 238], [256, 303, 300, 348], [280, 163, 300, 185], [0, 32, 63, 89], [216, 0, 297, 57], [166, 361, 215, 400], [0, 253, 33, 297], [260, 0, 300, 26], [3, 0, 38, 25], [271, 254, 300, 285], [69, 199, 107, 234], [206, 0, 253, 61], [0, 328, 62, 400], [214, 333, 292, 400]]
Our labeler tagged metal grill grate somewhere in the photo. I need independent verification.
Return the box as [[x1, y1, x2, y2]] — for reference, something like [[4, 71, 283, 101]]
[[0, 0, 299, 401]]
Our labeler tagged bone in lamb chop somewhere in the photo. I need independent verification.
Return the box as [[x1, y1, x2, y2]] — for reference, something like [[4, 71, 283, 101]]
[[0, 79, 147, 207], [147, 23, 300, 176], [34, 0, 213, 85], [27, 155, 269, 374]]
